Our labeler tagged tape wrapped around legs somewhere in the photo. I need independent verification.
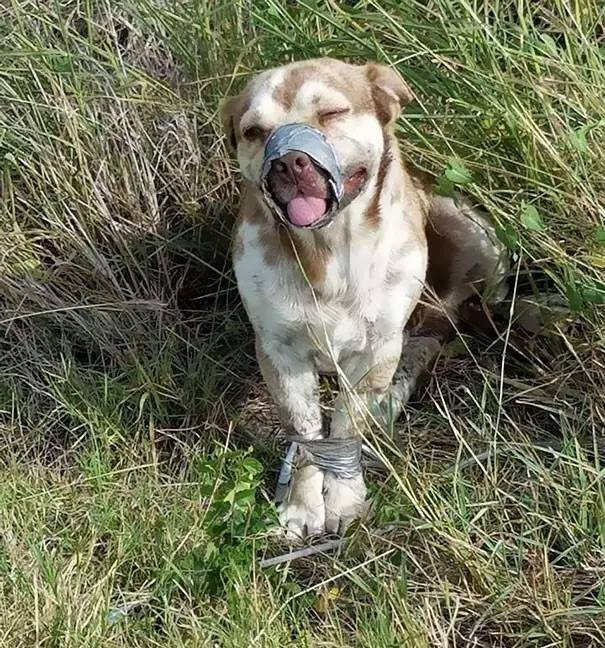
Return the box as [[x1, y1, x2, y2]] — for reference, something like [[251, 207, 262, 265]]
[[274, 436, 382, 504], [287, 435, 363, 479]]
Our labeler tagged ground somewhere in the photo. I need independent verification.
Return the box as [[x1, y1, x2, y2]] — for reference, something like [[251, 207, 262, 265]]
[[1, 1, 604, 646]]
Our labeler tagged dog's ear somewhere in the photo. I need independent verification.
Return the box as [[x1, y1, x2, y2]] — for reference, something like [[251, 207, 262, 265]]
[[366, 63, 414, 125], [219, 95, 239, 151]]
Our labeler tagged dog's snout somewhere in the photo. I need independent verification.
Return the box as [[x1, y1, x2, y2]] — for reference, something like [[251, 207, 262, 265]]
[[272, 152, 312, 179], [267, 149, 330, 206], [291, 152, 311, 173]]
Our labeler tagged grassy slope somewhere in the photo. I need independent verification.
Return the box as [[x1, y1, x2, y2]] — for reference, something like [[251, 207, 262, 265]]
[[1, 0, 604, 646]]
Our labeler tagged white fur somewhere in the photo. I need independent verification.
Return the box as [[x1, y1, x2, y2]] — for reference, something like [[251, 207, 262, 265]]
[[323, 472, 367, 534], [236, 201, 425, 370], [278, 464, 325, 540]]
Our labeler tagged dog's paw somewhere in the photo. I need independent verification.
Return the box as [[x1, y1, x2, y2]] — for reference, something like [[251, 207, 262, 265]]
[[278, 464, 325, 541], [323, 472, 368, 535]]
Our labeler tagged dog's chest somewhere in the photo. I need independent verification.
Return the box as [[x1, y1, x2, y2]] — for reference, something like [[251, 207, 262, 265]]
[[235, 220, 415, 366], [268, 257, 382, 366]]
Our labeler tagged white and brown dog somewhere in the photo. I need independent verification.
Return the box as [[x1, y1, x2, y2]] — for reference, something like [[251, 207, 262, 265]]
[[221, 58, 507, 539]]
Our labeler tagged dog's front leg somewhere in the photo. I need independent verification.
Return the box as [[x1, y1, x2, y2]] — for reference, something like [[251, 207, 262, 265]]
[[324, 333, 403, 534], [255, 337, 325, 540]]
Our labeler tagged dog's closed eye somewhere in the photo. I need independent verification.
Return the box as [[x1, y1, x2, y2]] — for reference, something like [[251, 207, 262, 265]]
[[318, 107, 350, 124]]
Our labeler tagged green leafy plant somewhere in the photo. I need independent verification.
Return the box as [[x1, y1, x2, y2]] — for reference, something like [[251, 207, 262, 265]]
[[159, 447, 275, 597]]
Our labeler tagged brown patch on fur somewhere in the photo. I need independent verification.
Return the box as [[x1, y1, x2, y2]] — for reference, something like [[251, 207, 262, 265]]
[[277, 228, 330, 286], [408, 205, 458, 338], [407, 165, 433, 210], [259, 226, 284, 267], [274, 59, 376, 117], [366, 62, 413, 125], [371, 89, 394, 126], [308, 59, 377, 116], [364, 133, 392, 229], [272, 65, 316, 110], [239, 184, 267, 226]]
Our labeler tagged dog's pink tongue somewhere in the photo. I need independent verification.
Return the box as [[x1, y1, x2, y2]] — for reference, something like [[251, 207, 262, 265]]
[[286, 196, 327, 226]]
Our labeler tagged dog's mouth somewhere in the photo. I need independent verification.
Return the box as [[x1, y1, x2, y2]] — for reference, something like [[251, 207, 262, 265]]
[[265, 161, 368, 230], [260, 123, 370, 230], [285, 194, 331, 227], [265, 159, 333, 229]]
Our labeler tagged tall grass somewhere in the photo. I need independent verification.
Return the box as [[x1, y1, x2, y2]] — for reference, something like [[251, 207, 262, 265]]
[[0, 1, 604, 645]]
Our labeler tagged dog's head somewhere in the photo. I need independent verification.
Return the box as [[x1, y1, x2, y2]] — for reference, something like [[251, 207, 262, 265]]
[[221, 58, 413, 229]]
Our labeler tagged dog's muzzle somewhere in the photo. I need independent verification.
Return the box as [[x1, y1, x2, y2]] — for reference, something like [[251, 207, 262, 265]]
[[261, 123, 344, 229]]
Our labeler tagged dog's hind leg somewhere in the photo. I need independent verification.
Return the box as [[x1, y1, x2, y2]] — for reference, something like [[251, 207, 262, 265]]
[[382, 195, 509, 423]]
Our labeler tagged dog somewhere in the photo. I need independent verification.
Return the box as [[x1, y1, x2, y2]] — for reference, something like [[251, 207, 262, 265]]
[[221, 58, 507, 539]]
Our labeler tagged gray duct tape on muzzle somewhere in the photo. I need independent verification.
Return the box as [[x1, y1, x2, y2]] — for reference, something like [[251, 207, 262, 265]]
[[261, 123, 344, 228]]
